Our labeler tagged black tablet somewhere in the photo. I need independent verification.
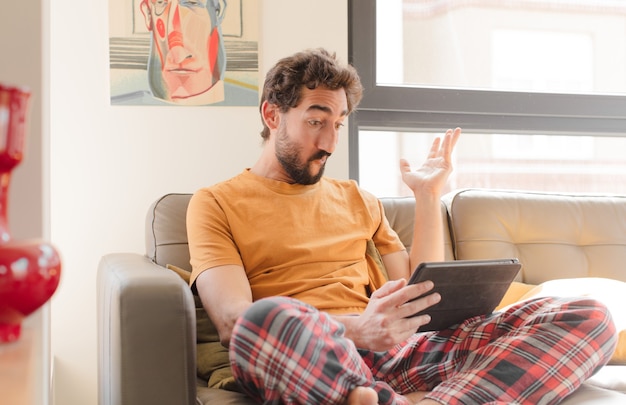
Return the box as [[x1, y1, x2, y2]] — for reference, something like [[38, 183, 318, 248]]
[[408, 258, 521, 332]]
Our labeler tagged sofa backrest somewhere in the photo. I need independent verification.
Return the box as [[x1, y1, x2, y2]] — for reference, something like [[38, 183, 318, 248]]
[[378, 197, 455, 261], [147, 189, 626, 285], [444, 189, 626, 284], [146, 193, 194, 271], [145, 193, 454, 272]]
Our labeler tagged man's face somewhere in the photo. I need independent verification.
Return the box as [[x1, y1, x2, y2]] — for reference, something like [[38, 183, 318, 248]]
[[274, 87, 349, 185], [141, 0, 225, 102]]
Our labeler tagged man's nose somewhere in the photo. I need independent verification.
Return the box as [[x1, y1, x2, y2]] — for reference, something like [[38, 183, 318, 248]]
[[167, 4, 190, 62], [168, 45, 192, 64], [315, 126, 339, 154]]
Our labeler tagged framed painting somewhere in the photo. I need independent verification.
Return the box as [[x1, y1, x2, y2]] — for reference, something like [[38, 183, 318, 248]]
[[108, 0, 259, 106]]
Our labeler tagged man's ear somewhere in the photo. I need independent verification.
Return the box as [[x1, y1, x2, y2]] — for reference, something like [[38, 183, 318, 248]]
[[261, 101, 281, 131]]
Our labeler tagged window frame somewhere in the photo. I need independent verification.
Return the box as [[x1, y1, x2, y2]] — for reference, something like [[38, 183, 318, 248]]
[[347, 0, 626, 181]]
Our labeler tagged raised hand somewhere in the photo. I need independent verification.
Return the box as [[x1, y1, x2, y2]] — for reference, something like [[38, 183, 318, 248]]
[[399, 127, 461, 197]]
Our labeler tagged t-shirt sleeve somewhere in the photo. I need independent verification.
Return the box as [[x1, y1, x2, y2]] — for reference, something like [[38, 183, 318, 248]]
[[186, 188, 243, 288], [361, 189, 406, 256]]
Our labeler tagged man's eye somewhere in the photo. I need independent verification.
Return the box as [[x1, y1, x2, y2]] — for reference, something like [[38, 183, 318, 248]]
[[308, 120, 322, 126], [335, 122, 345, 130], [180, 0, 206, 6], [153, 0, 169, 15]]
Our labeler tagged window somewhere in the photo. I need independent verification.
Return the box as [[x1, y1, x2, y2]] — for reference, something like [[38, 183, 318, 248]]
[[359, 131, 626, 197], [349, 0, 626, 197]]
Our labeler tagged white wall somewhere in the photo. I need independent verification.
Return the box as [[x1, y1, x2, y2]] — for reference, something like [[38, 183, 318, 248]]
[[49, 1, 349, 404]]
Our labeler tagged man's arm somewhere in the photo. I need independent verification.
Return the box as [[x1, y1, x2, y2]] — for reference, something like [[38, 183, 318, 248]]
[[195, 264, 253, 347], [337, 129, 460, 351], [385, 128, 462, 281], [407, 192, 447, 270]]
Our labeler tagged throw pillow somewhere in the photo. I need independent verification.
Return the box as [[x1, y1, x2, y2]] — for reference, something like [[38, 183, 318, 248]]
[[500, 277, 625, 365], [165, 264, 240, 391], [496, 281, 537, 311], [365, 239, 389, 295]]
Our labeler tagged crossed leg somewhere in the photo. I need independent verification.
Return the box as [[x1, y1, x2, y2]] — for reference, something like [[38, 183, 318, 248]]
[[230, 296, 616, 405]]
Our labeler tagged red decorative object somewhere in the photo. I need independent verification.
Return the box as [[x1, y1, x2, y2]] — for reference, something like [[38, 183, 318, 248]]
[[0, 83, 61, 343]]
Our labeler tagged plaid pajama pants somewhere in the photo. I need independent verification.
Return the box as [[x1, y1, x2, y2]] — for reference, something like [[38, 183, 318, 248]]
[[229, 296, 616, 405]]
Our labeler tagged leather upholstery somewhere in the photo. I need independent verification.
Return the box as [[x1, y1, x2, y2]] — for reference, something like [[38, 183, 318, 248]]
[[97, 253, 197, 405], [97, 189, 626, 405], [146, 193, 194, 272], [446, 189, 626, 284]]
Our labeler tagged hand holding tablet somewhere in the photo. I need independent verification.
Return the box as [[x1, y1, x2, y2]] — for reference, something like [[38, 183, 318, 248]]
[[407, 259, 521, 332]]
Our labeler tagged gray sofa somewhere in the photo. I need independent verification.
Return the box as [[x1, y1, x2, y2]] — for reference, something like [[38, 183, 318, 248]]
[[98, 189, 626, 405]]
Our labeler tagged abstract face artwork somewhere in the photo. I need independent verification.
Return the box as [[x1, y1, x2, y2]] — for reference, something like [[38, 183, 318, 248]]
[[140, 0, 227, 105]]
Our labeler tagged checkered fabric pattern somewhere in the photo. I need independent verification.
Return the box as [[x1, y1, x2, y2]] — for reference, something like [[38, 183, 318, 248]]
[[229, 296, 616, 405]]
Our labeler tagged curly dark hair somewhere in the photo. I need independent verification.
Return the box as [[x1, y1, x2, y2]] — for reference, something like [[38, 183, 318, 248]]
[[259, 48, 363, 140]]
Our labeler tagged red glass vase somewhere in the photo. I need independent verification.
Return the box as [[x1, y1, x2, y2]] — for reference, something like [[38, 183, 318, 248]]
[[0, 83, 61, 343]]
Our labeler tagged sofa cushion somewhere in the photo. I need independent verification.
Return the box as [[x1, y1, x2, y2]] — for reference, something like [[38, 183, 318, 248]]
[[496, 281, 537, 310], [166, 264, 239, 390], [586, 365, 626, 394], [445, 189, 626, 285], [147, 194, 194, 271], [519, 277, 626, 365], [497, 277, 625, 365], [196, 386, 256, 405]]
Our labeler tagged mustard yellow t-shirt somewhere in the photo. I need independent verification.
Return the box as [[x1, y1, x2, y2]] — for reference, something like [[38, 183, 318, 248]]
[[187, 169, 405, 315]]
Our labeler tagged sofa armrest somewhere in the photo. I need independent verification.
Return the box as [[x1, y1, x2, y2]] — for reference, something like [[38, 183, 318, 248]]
[[98, 253, 198, 405]]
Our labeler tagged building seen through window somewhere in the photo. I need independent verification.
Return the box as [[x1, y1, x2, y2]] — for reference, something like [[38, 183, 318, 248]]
[[358, 0, 626, 197]]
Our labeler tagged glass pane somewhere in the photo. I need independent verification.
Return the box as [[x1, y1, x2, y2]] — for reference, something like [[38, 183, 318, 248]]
[[359, 130, 626, 197], [377, 0, 626, 95]]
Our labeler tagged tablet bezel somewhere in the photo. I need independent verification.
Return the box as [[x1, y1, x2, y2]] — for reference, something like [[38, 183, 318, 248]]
[[407, 258, 521, 332]]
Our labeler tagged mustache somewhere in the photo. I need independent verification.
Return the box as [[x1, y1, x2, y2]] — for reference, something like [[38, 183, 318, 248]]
[[308, 150, 331, 162]]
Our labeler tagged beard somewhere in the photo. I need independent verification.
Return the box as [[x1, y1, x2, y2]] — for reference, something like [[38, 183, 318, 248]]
[[275, 125, 330, 185]]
